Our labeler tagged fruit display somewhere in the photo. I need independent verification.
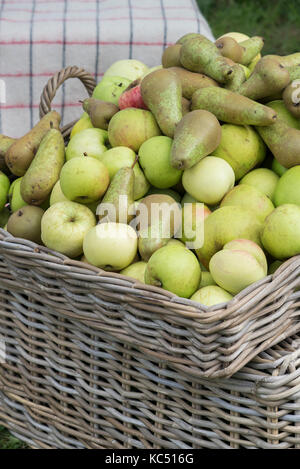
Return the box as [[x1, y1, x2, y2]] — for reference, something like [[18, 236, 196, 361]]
[[1, 34, 300, 308]]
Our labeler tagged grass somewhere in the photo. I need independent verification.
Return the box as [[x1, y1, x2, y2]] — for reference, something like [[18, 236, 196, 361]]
[[198, 0, 300, 55], [0, 426, 27, 449]]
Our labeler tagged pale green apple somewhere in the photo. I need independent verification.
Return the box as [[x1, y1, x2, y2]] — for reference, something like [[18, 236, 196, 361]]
[[182, 156, 235, 205], [120, 261, 147, 283], [60, 157, 110, 204], [272, 158, 287, 177], [70, 112, 94, 139], [167, 239, 186, 249], [83, 222, 138, 271], [223, 239, 268, 275], [50, 180, 69, 205], [261, 204, 300, 259], [0, 171, 10, 211], [9, 177, 27, 212], [198, 271, 216, 289], [144, 244, 201, 298], [220, 184, 274, 222], [66, 128, 108, 161], [41, 201, 96, 258], [273, 166, 300, 206], [181, 192, 197, 205], [146, 187, 181, 204], [240, 168, 279, 201], [104, 59, 149, 81], [180, 202, 211, 249], [139, 136, 182, 189], [214, 124, 266, 180], [108, 108, 161, 152], [190, 285, 233, 306], [100, 146, 150, 200], [92, 76, 131, 105]]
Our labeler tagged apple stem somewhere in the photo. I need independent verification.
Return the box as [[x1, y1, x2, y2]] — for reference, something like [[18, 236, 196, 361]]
[[83, 152, 88, 157], [131, 154, 139, 169]]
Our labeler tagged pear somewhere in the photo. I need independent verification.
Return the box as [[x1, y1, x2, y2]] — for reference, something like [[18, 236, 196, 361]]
[[225, 63, 247, 92], [282, 82, 300, 118], [237, 36, 264, 65], [170, 110, 222, 170], [140, 68, 182, 138], [176, 33, 201, 45], [215, 36, 244, 63], [181, 97, 190, 116], [0, 171, 10, 211], [0, 134, 15, 173], [267, 100, 300, 129], [238, 56, 290, 100], [287, 64, 300, 81], [168, 67, 219, 99], [161, 44, 182, 68], [0, 207, 10, 228], [98, 167, 134, 224], [7, 205, 44, 244], [70, 112, 94, 139], [179, 35, 233, 83], [256, 118, 300, 168], [5, 111, 61, 176], [266, 53, 300, 68], [82, 98, 119, 130], [191, 87, 277, 126], [21, 128, 65, 206]]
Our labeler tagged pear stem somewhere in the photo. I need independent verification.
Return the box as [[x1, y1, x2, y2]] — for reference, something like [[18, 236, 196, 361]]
[[131, 154, 139, 169]]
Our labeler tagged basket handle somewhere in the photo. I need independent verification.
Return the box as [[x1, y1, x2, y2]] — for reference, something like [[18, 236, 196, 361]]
[[39, 66, 97, 138]]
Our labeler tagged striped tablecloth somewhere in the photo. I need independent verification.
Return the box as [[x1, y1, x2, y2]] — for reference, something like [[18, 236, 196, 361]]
[[0, 0, 214, 137]]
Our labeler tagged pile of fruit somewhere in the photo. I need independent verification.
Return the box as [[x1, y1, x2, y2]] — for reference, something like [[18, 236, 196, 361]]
[[1, 31, 300, 307]]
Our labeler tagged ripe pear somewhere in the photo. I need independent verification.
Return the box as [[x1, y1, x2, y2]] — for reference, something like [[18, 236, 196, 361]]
[[66, 128, 108, 161], [267, 100, 300, 129], [0, 171, 10, 211], [20, 129, 65, 205], [145, 244, 201, 298], [7, 205, 44, 244], [82, 98, 119, 130], [140, 69, 182, 138], [162, 44, 182, 68], [5, 111, 61, 176], [0, 134, 15, 173], [179, 35, 233, 83], [170, 110, 221, 170], [70, 112, 93, 139], [191, 87, 277, 126], [168, 67, 219, 99], [282, 82, 300, 118], [240, 168, 279, 201], [190, 285, 232, 306], [120, 261, 147, 284], [98, 167, 134, 224]]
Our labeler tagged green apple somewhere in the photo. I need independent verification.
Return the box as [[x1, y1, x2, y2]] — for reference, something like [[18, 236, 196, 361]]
[[50, 180, 68, 205], [108, 108, 161, 152], [198, 271, 216, 289], [138, 136, 182, 189], [120, 261, 147, 283], [190, 285, 233, 306], [9, 177, 27, 212], [261, 204, 300, 259], [41, 201, 96, 258], [181, 202, 211, 249], [182, 156, 235, 205], [60, 156, 110, 204], [146, 187, 182, 204], [273, 166, 300, 206], [267, 100, 300, 130], [0, 171, 10, 211], [70, 112, 94, 139], [66, 128, 108, 161], [92, 76, 132, 105], [144, 244, 201, 298], [83, 222, 138, 271], [220, 184, 274, 222], [181, 192, 197, 205], [100, 146, 150, 200], [272, 158, 287, 177], [240, 168, 279, 201], [214, 124, 266, 180], [104, 59, 149, 81]]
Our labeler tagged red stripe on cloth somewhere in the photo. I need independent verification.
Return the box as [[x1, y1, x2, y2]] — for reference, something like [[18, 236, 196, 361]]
[[1, 16, 197, 22], [0, 40, 172, 46], [1, 103, 82, 109]]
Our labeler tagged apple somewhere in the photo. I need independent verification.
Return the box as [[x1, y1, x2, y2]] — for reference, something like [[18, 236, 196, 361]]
[[66, 128, 108, 161], [0, 171, 10, 211], [104, 59, 149, 81], [50, 180, 69, 205], [146, 187, 182, 204], [261, 204, 300, 259], [118, 84, 147, 110], [100, 146, 150, 200], [0, 207, 10, 228], [181, 193, 197, 205], [41, 201, 96, 258], [268, 260, 283, 275], [9, 177, 27, 212], [83, 222, 138, 271], [138, 136, 182, 189], [213, 124, 266, 180], [60, 156, 110, 204], [70, 112, 94, 139], [92, 76, 132, 105], [182, 156, 235, 205], [198, 271, 216, 288], [108, 108, 161, 152], [273, 166, 300, 206], [120, 261, 147, 283], [190, 285, 233, 306], [239, 168, 279, 201], [180, 202, 211, 249]]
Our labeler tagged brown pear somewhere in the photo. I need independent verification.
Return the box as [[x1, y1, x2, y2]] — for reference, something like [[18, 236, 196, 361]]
[[0, 134, 16, 173], [7, 205, 44, 244], [215, 37, 244, 63], [82, 98, 119, 130], [162, 44, 182, 68]]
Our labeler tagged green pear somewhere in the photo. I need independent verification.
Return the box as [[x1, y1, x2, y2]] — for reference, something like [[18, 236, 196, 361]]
[[237, 36, 264, 65], [213, 124, 266, 180], [215, 36, 244, 63], [261, 204, 300, 259], [144, 244, 201, 298], [225, 63, 247, 92], [7, 205, 44, 244], [162, 44, 182, 68], [21, 128, 65, 205], [240, 168, 279, 201], [138, 136, 182, 189], [0, 134, 15, 173], [0, 171, 10, 211], [273, 166, 300, 206], [191, 285, 232, 306], [92, 76, 131, 105], [272, 158, 287, 177], [100, 146, 149, 200], [220, 184, 274, 222], [0, 207, 10, 228], [98, 167, 134, 223], [140, 69, 182, 138], [50, 180, 69, 205], [265, 53, 300, 68], [170, 110, 222, 170], [103, 59, 148, 81], [9, 177, 27, 212], [267, 100, 300, 130], [181, 97, 190, 116], [60, 156, 110, 204], [66, 128, 108, 161], [70, 112, 94, 139], [198, 271, 217, 289], [176, 33, 201, 45], [5, 111, 61, 176], [191, 87, 277, 126], [82, 98, 119, 130], [108, 108, 161, 152], [120, 261, 147, 283], [168, 66, 219, 99]]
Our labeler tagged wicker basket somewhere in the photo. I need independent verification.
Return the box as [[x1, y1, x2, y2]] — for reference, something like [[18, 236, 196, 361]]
[[1, 67, 300, 449]]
